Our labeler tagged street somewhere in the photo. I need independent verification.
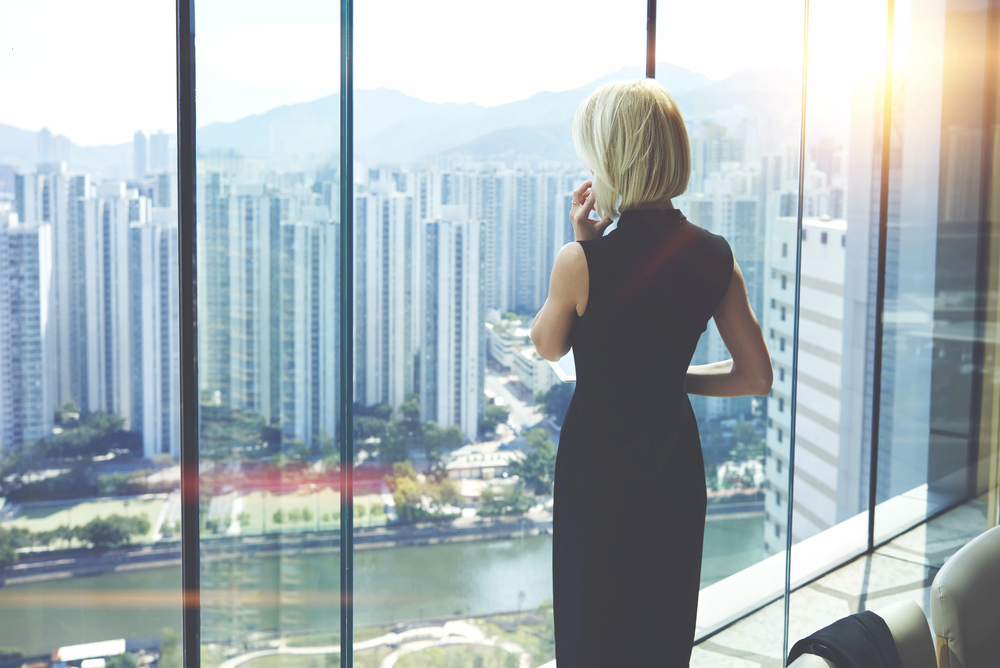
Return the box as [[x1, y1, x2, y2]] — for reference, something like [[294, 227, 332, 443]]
[[484, 370, 544, 432]]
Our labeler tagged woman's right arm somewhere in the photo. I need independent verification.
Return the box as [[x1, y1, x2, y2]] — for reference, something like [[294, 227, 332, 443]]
[[685, 258, 773, 397]]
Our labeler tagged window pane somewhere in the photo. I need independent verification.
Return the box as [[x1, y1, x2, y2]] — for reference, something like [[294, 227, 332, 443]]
[[351, 1, 644, 665], [783, 0, 885, 637], [654, 0, 804, 658], [873, 0, 996, 544], [194, 1, 341, 663], [0, 0, 182, 662]]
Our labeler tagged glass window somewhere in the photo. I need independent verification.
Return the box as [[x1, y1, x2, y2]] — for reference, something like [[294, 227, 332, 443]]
[[784, 0, 885, 608], [351, 2, 646, 665], [872, 0, 997, 544], [657, 0, 804, 645], [194, 1, 342, 663], [0, 0, 182, 662]]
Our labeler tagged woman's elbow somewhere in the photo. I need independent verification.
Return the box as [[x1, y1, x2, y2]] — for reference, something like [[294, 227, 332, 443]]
[[754, 366, 774, 396], [534, 340, 561, 363], [530, 332, 561, 362]]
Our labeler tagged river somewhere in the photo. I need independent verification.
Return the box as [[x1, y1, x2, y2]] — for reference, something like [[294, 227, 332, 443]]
[[0, 516, 763, 654]]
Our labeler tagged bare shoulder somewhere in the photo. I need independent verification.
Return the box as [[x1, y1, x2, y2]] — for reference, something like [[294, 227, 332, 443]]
[[550, 242, 589, 315], [552, 241, 588, 281], [555, 240, 586, 262]]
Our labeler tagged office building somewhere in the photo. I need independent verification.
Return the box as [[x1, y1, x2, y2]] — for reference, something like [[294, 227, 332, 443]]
[[764, 216, 847, 553]]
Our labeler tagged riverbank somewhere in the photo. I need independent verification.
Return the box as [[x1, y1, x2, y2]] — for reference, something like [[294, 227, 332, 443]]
[[1, 514, 553, 587], [0, 515, 766, 656], [3, 500, 763, 588]]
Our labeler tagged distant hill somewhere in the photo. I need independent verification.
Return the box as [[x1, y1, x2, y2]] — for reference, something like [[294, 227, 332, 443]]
[[2, 62, 802, 173], [0, 123, 132, 179], [196, 61, 721, 163]]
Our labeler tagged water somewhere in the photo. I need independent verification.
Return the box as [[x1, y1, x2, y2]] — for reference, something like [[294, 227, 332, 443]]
[[0, 516, 763, 654]]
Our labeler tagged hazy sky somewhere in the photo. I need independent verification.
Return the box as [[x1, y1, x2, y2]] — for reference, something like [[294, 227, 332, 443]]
[[0, 0, 877, 147]]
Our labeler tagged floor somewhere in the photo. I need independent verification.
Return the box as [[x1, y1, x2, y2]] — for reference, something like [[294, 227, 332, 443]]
[[690, 496, 992, 667]]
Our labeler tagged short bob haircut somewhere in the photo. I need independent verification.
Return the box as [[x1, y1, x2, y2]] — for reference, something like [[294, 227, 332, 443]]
[[573, 79, 691, 220]]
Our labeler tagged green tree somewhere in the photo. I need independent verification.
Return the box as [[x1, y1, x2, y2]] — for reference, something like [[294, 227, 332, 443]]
[[478, 403, 511, 437], [272, 509, 285, 525], [159, 628, 181, 668], [380, 420, 411, 463], [104, 653, 138, 668], [77, 514, 151, 550], [354, 416, 388, 440], [0, 526, 19, 569], [536, 384, 574, 424], [729, 421, 764, 463], [422, 422, 464, 473], [400, 393, 420, 424], [508, 429, 557, 495], [97, 469, 151, 497]]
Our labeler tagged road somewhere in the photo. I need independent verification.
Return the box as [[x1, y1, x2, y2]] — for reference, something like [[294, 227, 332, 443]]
[[485, 371, 544, 433]]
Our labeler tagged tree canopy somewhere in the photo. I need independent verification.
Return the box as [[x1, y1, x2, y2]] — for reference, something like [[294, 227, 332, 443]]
[[508, 428, 557, 495]]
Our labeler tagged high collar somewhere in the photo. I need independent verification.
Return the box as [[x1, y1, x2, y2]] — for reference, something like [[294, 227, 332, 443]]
[[615, 208, 685, 234]]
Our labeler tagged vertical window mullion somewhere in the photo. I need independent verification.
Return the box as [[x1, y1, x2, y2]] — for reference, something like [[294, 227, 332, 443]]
[[782, 0, 811, 661], [339, 0, 355, 664], [175, 0, 201, 665], [868, 0, 896, 554], [646, 0, 657, 78]]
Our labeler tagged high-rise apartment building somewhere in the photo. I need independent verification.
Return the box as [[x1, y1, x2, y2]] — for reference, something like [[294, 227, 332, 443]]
[[149, 132, 171, 174], [129, 213, 180, 458], [353, 186, 419, 409], [279, 210, 340, 448], [421, 207, 486, 440], [134, 131, 147, 180], [0, 210, 55, 451]]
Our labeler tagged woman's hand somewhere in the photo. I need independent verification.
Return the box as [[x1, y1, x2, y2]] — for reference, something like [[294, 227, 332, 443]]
[[570, 180, 613, 241]]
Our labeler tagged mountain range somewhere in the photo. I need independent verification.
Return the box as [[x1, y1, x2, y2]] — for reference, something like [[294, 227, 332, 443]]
[[0, 62, 801, 175]]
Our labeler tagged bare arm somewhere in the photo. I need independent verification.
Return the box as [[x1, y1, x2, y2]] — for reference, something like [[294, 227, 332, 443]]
[[530, 242, 588, 361], [530, 179, 611, 361], [686, 258, 773, 397]]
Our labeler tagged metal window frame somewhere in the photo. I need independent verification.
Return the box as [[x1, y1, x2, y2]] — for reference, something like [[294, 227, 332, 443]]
[[175, 0, 199, 665], [339, 0, 355, 665]]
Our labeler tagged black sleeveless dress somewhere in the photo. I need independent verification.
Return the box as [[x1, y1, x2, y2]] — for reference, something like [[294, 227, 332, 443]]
[[552, 208, 734, 667]]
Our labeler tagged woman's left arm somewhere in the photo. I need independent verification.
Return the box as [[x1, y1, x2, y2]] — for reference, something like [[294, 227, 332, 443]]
[[530, 242, 588, 362], [531, 179, 611, 361]]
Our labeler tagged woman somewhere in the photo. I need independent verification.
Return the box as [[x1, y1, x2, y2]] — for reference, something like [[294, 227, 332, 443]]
[[530, 79, 773, 667]]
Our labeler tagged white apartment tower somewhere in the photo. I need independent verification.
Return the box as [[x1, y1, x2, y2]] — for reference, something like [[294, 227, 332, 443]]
[[354, 187, 419, 409], [279, 210, 340, 447], [0, 211, 55, 451], [420, 207, 486, 440], [763, 216, 847, 554], [129, 212, 181, 458]]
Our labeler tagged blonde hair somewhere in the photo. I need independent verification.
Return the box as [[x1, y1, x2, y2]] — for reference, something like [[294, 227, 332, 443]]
[[573, 79, 691, 219]]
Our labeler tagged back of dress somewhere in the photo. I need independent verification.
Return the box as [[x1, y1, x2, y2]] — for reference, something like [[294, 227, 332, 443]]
[[552, 207, 733, 668]]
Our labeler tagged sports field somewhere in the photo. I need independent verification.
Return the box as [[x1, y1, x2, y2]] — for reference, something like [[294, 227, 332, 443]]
[[4, 495, 165, 544]]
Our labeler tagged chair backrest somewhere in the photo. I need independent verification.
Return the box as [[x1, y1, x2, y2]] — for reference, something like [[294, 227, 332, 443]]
[[930, 524, 1000, 668], [786, 600, 934, 668], [876, 600, 936, 668]]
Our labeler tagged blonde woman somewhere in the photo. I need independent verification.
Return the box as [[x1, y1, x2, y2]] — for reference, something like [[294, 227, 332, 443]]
[[531, 79, 773, 667]]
